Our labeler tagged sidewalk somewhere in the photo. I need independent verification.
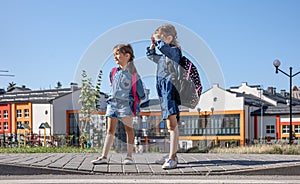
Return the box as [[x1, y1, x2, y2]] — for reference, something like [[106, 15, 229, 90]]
[[1, 153, 300, 175]]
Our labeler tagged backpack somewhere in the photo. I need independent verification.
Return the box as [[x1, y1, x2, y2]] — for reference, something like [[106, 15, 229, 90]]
[[110, 67, 141, 116], [171, 56, 202, 109]]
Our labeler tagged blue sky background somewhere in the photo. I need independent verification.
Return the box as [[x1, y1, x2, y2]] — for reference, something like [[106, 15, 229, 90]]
[[1, 0, 300, 98]]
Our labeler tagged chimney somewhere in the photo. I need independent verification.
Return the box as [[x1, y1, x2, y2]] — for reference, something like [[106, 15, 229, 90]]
[[267, 87, 276, 94], [70, 82, 78, 91], [280, 90, 286, 97]]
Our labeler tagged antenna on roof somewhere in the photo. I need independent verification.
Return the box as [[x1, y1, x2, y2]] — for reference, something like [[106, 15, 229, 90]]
[[0, 70, 15, 77]]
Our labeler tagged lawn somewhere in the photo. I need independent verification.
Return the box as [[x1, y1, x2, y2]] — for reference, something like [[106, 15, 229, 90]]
[[1, 143, 299, 154]]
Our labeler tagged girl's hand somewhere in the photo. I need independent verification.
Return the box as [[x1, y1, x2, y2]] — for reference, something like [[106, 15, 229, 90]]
[[150, 35, 155, 50], [151, 36, 155, 44], [152, 34, 161, 41]]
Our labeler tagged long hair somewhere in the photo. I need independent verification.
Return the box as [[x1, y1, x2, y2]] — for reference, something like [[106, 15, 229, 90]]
[[113, 43, 137, 74], [155, 24, 181, 49]]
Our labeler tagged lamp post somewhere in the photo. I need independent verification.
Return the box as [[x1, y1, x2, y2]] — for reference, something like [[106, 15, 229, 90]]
[[201, 107, 214, 149], [197, 108, 201, 136], [273, 59, 300, 144], [17, 124, 25, 147], [39, 122, 51, 147]]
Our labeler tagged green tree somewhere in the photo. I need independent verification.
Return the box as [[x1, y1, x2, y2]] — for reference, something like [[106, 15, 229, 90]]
[[78, 70, 102, 148], [56, 81, 62, 89]]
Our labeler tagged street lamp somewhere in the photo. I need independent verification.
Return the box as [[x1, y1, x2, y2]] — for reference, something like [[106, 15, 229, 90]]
[[201, 107, 214, 149], [17, 124, 29, 147], [273, 59, 300, 144], [39, 122, 51, 147]]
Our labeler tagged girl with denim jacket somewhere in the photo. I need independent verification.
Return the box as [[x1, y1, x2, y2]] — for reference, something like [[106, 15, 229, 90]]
[[146, 24, 181, 169], [92, 44, 145, 165]]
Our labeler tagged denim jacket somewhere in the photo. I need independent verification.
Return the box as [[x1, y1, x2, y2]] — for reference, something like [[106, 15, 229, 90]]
[[108, 67, 145, 102], [146, 40, 181, 82]]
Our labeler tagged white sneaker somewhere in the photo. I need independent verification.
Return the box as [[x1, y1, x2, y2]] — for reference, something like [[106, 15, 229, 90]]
[[91, 157, 108, 165], [155, 154, 169, 164], [162, 159, 178, 170], [123, 157, 134, 165], [155, 154, 178, 165]]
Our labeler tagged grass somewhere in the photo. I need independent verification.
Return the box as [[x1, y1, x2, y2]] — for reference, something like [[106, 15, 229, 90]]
[[0, 146, 100, 154], [0, 144, 299, 155], [209, 143, 300, 155]]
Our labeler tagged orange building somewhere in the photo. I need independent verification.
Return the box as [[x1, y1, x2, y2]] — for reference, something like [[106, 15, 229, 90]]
[[0, 104, 12, 137], [11, 102, 32, 135]]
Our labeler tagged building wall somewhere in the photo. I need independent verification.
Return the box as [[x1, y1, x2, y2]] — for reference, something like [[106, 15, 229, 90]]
[[179, 110, 246, 146], [0, 104, 11, 135], [53, 90, 107, 135], [194, 84, 244, 112], [12, 102, 32, 134], [253, 115, 300, 141], [184, 84, 247, 146], [278, 116, 300, 140], [230, 82, 261, 97], [244, 105, 260, 142], [255, 115, 277, 140], [230, 82, 277, 106], [32, 103, 51, 135], [52, 90, 81, 135]]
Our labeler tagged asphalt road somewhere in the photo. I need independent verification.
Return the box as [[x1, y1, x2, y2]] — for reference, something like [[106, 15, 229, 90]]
[[0, 164, 83, 175], [1, 164, 300, 176], [1, 174, 300, 184]]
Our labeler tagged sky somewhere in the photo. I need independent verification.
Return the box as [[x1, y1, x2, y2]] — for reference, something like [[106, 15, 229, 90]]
[[1, 0, 300, 98]]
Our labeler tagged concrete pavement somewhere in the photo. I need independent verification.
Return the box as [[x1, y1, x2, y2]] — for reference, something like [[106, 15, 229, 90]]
[[0, 153, 300, 175]]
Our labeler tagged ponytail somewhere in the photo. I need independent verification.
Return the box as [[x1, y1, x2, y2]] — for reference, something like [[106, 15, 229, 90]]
[[128, 61, 137, 75]]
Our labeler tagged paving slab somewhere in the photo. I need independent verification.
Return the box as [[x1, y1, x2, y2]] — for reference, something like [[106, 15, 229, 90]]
[[1, 153, 300, 175]]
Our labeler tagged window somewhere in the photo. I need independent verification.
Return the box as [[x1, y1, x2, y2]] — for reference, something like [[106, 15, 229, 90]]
[[0, 122, 1, 130], [295, 125, 300, 134], [24, 109, 29, 117], [142, 122, 147, 129], [17, 121, 22, 129], [159, 121, 165, 129], [69, 113, 79, 135], [266, 125, 275, 134], [4, 110, 8, 119], [24, 121, 29, 125], [17, 109, 22, 118], [282, 125, 289, 134], [4, 122, 8, 130], [0, 110, 1, 119]]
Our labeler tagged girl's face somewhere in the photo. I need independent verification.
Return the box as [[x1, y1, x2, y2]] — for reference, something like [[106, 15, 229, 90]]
[[114, 50, 130, 67], [154, 31, 173, 44]]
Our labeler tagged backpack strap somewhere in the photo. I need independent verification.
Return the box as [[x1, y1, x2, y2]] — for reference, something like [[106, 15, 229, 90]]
[[110, 67, 140, 116], [186, 61, 192, 80], [132, 73, 140, 116], [110, 67, 118, 86]]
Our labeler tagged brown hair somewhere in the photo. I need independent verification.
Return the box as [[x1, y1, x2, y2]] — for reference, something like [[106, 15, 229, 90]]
[[155, 24, 180, 49], [113, 43, 137, 74]]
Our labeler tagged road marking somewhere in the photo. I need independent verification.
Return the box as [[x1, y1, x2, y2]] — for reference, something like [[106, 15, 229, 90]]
[[0, 179, 299, 184]]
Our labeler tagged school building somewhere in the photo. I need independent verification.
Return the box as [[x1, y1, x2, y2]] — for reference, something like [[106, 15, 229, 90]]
[[1, 82, 300, 150], [0, 83, 107, 146]]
